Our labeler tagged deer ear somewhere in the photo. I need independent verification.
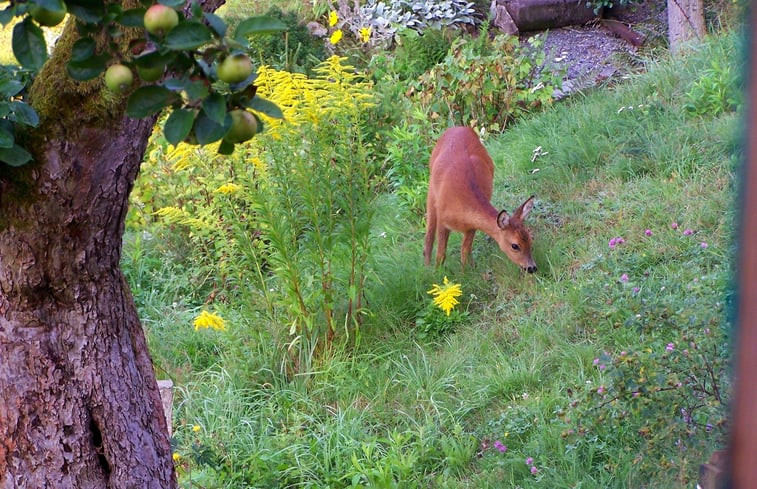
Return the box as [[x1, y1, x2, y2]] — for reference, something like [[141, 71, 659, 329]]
[[497, 209, 510, 229], [514, 195, 535, 221]]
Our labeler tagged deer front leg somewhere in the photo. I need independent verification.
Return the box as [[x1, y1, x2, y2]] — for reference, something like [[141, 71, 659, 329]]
[[461, 230, 476, 268], [435, 227, 450, 267]]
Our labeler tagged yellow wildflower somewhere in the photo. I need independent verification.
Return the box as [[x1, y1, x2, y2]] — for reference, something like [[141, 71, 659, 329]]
[[427, 276, 462, 316], [192, 425, 202, 433], [328, 10, 338, 27], [172, 453, 181, 462], [216, 183, 241, 195], [329, 29, 343, 45], [193, 310, 226, 331], [359, 26, 371, 43]]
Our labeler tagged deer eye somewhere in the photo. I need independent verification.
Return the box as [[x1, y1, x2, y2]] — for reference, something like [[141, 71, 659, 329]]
[[511, 243, 521, 251]]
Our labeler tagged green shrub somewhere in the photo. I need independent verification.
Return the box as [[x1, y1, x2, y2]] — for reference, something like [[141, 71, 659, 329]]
[[391, 28, 453, 81], [413, 31, 561, 132]]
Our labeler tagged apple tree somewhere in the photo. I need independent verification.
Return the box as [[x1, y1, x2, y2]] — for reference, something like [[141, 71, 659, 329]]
[[0, 0, 284, 486]]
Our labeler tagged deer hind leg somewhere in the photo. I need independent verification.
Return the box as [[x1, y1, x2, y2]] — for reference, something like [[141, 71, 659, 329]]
[[424, 208, 437, 266], [461, 230, 476, 268]]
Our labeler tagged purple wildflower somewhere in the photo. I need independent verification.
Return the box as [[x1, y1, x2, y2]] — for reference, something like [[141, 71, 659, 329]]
[[620, 273, 629, 282], [645, 229, 652, 236], [597, 386, 605, 394], [683, 228, 693, 236], [493, 440, 507, 453], [593, 358, 600, 365], [666, 342, 675, 352], [526, 457, 534, 465], [671, 222, 679, 229], [701, 242, 708, 249], [531, 466, 539, 475], [633, 286, 640, 294]]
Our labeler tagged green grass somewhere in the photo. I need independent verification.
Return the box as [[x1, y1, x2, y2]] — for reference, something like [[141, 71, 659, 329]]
[[123, 30, 741, 488]]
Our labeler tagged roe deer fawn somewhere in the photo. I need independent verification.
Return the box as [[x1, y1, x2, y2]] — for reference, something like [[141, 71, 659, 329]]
[[424, 127, 536, 273]]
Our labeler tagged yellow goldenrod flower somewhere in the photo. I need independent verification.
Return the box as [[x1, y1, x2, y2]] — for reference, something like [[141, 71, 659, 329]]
[[359, 26, 371, 43], [328, 10, 338, 27], [329, 29, 343, 45], [427, 276, 462, 316], [193, 310, 227, 331], [216, 183, 241, 195]]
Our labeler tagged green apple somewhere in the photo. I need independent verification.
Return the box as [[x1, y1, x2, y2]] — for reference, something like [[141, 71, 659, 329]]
[[224, 109, 258, 144], [30, 3, 67, 27], [104, 64, 134, 94], [217, 54, 253, 84], [136, 64, 165, 82], [143, 4, 179, 36]]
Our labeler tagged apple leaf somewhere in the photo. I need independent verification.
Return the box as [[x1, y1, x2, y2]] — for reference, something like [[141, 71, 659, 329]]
[[164, 108, 195, 146], [126, 86, 176, 118], [204, 12, 227, 38], [194, 111, 230, 145], [9, 101, 39, 127], [118, 8, 146, 27], [164, 22, 212, 51], [66, 54, 108, 81], [70, 37, 96, 62], [234, 16, 287, 42], [201, 92, 226, 124], [217, 139, 234, 155], [12, 18, 47, 72], [0, 144, 33, 167], [245, 96, 283, 119]]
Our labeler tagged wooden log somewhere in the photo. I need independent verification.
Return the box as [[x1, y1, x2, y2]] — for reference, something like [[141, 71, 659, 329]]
[[493, 0, 597, 32]]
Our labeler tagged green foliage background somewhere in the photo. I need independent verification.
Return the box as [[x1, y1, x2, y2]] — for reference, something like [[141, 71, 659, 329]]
[[119, 4, 741, 487]]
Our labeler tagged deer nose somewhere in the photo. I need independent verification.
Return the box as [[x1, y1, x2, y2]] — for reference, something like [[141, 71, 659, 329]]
[[526, 265, 537, 274]]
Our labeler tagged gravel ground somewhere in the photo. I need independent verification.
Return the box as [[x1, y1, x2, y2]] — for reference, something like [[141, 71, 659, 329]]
[[521, 0, 668, 96]]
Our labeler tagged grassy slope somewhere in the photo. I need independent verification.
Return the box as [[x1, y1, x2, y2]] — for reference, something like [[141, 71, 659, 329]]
[[124, 32, 741, 488]]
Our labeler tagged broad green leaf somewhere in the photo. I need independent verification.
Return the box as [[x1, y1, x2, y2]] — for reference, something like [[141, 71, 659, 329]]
[[12, 18, 47, 72], [194, 112, 230, 145], [0, 124, 14, 148], [201, 92, 226, 124], [184, 79, 210, 101], [126, 86, 176, 118], [0, 102, 11, 118], [162, 76, 208, 101], [158, 0, 184, 8], [217, 139, 234, 155], [118, 8, 146, 27], [0, 5, 16, 26], [164, 108, 195, 146], [0, 144, 33, 167], [70, 37, 96, 62], [29, 0, 66, 13], [234, 16, 287, 41], [66, 54, 108, 81], [245, 96, 283, 119], [164, 22, 212, 51], [0, 79, 24, 98], [203, 12, 226, 38], [134, 49, 175, 69], [65, 0, 105, 23], [9, 101, 39, 127]]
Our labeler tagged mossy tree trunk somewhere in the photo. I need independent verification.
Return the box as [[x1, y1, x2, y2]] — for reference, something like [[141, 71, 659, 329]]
[[0, 0, 222, 486]]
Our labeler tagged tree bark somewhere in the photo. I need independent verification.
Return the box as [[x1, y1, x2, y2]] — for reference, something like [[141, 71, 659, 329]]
[[0, 0, 223, 486], [667, 0, 706, 54]]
